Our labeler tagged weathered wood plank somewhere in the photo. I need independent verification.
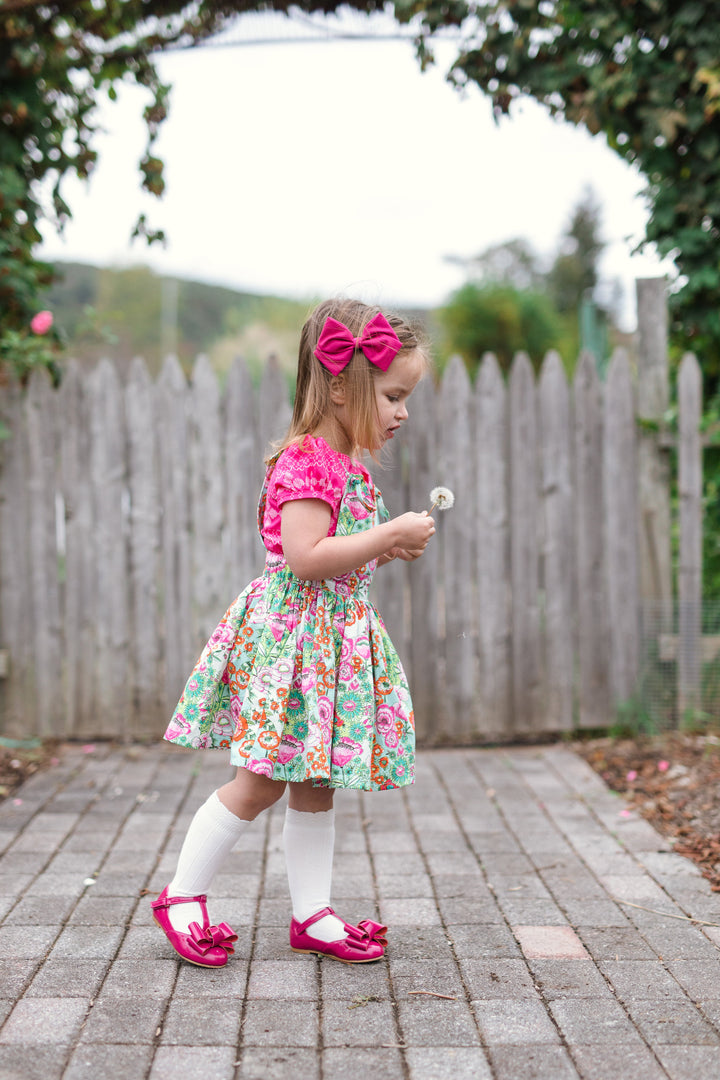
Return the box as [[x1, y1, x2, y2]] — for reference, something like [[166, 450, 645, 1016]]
[[509, 353, 543, 734], [659, 634, 717, 663], [475, 354, 511, 739], [439, 355, 477, 736], [604, 349, 640, 705], [156, 355, 193, 713], [372, 426, 409, 671], [25, 369, 62, 736], [59, 360, 95, 736], [126, 356, 162, 735], [677, 352, 703, 719], [539, 351, 574, 732], [0, 381, 33, 735], [574, 352, 610, 727], [406, 375, 440, 742], [636, 278, 672, 626], [225, 357, 263, 591], [258, 355, 291, 458], [90, 359, 130, 734], [188, 354, 226, 650]]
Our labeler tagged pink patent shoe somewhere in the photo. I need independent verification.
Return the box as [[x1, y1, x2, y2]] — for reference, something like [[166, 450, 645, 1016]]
[[151, 886, 237, 968], [289, 906, 387, 964]]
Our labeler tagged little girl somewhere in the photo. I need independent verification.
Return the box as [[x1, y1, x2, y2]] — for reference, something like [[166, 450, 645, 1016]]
[[152, 297, 435, 967]]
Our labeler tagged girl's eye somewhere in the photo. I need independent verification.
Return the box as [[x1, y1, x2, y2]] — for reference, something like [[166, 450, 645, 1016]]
[[387, 395, 399, 403]]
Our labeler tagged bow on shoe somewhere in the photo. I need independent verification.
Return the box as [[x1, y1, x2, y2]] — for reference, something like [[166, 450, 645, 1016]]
[[188, 921, 238, 956], [346, 919, 389, 951]]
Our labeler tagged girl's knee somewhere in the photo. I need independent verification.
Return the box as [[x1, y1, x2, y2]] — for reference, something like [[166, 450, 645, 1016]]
[[287, 781, 335, 813], [218, 770, 286, 819]]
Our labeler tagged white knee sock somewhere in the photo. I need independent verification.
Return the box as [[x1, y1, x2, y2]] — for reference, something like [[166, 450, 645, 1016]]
[[283, 806, 346, 943], [167, 790, 250, 933]]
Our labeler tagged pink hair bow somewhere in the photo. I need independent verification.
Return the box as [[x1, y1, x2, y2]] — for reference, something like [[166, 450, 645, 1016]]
[[314, 312, 402, 376]]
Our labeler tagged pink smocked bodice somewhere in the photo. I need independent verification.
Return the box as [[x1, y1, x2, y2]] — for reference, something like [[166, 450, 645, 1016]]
[[260, 435, 372, 555]]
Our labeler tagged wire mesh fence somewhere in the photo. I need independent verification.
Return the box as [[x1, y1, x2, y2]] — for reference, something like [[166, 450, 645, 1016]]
[[632, 600, 720, 732]]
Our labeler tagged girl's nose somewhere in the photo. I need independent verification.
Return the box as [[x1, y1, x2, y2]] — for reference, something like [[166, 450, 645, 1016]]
[[397, 401, 408, 421]]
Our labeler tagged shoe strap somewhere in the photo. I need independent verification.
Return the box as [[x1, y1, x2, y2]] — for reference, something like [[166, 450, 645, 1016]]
[[152, 891, 208, 910], [294, 906, 337, 935]]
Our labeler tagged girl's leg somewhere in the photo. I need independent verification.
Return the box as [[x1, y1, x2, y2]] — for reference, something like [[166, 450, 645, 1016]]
[[283, 782, 347, 942], [166, 768, 286, 933]]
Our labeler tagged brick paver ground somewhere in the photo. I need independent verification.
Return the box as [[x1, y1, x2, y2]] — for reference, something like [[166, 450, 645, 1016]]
[[3, 742, 720, 1079]]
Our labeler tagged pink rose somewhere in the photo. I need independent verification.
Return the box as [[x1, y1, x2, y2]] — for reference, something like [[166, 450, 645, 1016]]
[[317, 696, 333, 724], [30, 310, 53, 335], [376, 706, 394, 733]]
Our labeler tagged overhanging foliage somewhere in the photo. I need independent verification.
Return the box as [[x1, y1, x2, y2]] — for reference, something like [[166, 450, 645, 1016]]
[[394, 0, 720, 375]]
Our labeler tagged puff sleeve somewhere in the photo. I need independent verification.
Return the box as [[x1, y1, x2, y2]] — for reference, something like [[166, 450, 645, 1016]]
[[258, 437, 351, 555]]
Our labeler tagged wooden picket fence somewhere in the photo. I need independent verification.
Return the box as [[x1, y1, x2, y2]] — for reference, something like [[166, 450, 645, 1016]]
[[0, 326, 704, 744]]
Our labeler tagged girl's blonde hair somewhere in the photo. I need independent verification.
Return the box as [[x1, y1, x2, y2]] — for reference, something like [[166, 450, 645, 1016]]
[[272, 298, 427, 461]]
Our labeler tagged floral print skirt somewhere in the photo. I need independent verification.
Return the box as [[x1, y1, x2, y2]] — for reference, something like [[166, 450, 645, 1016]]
[[164, 555, 415, 791]]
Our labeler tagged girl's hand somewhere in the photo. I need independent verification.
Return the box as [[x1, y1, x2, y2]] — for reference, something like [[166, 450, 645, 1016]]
[[390, 511, 435, 552], [379, 545, 427, 565], [394, 546, 427, 562]]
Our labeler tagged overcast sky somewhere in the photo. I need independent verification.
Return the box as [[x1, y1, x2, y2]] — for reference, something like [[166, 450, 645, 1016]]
[[38, 12, 671, 330]]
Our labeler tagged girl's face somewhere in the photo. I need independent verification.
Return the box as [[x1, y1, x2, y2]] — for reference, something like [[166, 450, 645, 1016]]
[[371, 349, 425, 450]]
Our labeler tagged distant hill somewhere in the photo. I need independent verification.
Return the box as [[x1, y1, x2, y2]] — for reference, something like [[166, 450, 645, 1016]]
[[44, 262, 314, 382], [44, 262, 437, 384]]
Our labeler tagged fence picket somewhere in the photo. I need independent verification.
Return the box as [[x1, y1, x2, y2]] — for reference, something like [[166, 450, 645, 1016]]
[[475, 354, 511, 739], [539, 351, 574, 732], [189, 355, 226, 650], [156, 355, 193, 713], [406, 376, 440, 742], [90, 359, 130, 735], [126, 357, 163, 735], [605, 349, 641, 705], [25, 370, 62, 735], [636, 279, 672, 621], [0, 381, 32, 735], [59, 360, 95, 736], [678, 353, 703, 718], [372, 427, 409, 668], [574, 353, 610, 727], [509, 353, 543, 734], [225, 357, 264, 590], [439, 356, 477, 735], [258, 356, 292, 456]]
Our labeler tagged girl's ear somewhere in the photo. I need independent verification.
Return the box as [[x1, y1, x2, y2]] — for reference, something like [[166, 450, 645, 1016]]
[[329, 375, 346, 404]]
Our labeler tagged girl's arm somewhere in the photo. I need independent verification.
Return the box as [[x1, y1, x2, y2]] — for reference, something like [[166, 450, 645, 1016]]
[[281, 499, 435, 581]]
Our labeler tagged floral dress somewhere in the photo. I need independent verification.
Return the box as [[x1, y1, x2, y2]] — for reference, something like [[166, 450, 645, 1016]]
[[164, 435, 415, 791]]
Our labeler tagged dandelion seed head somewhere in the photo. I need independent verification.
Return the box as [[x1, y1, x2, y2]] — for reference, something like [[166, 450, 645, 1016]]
[[429, 486, 455, 510]]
